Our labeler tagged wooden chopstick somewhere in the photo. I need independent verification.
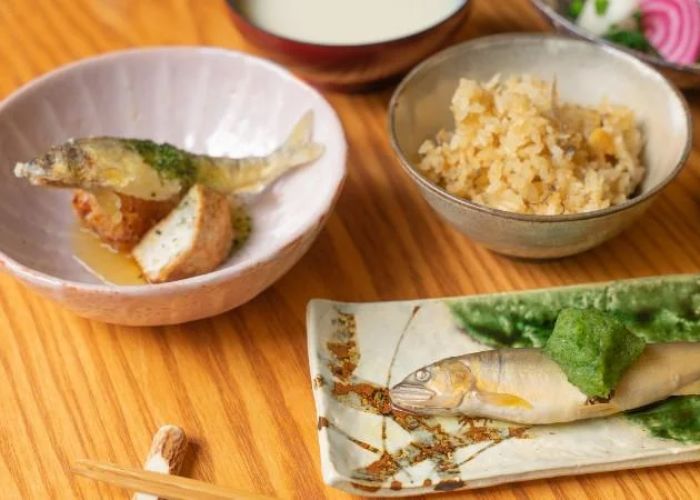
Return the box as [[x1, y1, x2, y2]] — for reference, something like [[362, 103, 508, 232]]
[[72, 459, 274, 500]]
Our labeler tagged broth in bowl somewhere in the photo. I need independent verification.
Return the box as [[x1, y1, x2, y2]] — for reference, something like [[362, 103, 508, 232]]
[[228, 0, 473, 90], [237, 0, 466, 45]]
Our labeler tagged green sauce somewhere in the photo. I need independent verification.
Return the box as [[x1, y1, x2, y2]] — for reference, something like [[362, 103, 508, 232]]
[[448, 275, 700, 443], [544, 309, 645, 399], [127, 139, 197, 184]]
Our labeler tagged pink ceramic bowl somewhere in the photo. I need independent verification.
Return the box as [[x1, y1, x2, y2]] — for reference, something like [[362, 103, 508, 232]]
[[226, 0, 473, 91], [0, 47, 347, 326]]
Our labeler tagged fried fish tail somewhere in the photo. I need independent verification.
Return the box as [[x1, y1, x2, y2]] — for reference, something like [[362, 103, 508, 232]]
[[196, 111, 325, 194]]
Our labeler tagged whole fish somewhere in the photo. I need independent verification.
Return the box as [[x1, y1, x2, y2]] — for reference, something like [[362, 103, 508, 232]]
[[390, 343, 700, 425], [14, 112, 324, 201]]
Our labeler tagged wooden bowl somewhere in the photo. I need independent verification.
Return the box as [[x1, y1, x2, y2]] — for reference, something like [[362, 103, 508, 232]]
[[226, 0, 473, 92], [0, 47, 347, 325]]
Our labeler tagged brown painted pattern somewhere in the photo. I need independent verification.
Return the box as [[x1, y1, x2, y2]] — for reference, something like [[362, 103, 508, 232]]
[[319, 309, 528, 490], [0, 0, 699, 499]]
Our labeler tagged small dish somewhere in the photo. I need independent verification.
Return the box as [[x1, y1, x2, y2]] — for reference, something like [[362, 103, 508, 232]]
[[226, 0, 473, 91], [307, 275, 700, 496], [388, 34, 691, 259], [530, 0, 700, 89], [0, 47, 346, 326]]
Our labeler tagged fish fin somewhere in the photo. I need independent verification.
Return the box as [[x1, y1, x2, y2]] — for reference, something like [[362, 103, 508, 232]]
[[673, 380, 700, 396], [285, 110, 314, 148], [273, 110, 324, 169], [478, 391, 533, 409], [234, 111, 325, 195], [275, 141, 325, 172]]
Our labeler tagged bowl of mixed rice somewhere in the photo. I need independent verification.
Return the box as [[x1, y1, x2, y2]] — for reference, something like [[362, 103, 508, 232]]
[[389, 34, 691, 258]]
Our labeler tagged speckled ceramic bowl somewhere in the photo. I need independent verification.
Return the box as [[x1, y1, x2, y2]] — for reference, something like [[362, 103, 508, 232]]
[[530, 0, 700, 89], [0, 47, 346, 325], [389, 34, 691, 259]]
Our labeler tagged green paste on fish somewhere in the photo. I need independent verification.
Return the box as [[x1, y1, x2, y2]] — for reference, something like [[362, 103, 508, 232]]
[[545, 308, 646, 399]]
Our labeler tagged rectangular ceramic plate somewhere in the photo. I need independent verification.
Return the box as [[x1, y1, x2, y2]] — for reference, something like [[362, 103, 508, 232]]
[[307, 280, 700, 496]]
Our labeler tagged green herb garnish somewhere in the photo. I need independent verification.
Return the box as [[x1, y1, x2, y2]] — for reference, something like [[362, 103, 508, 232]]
[[568, 0, 585, 18], [231, 205, 252, 251], [595, 0, 609, 15], [603, 11, 655, 54], [127, 139, 197, 184], [605, 28, 654, 53]]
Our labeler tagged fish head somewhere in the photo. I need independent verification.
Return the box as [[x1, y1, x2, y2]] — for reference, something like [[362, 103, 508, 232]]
[[14, 142, 86, 187], [390, 358, 474, 415]]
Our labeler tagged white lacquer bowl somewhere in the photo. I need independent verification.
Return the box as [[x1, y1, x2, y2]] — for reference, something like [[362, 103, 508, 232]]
[[0, 47, 346, 326]]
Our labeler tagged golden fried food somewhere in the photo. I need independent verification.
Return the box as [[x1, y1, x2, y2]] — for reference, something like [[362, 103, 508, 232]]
[[72, 190, 177, 252]]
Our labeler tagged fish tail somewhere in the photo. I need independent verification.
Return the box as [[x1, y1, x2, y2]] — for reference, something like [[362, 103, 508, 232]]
[[284, 110, 314, 150], [270, 110, 325, 172], [205, 111, 325, 195], [235, 111, 324, 194]]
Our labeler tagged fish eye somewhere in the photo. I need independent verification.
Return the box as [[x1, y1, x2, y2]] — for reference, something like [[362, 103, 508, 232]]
[[415, 369, 431, 382]]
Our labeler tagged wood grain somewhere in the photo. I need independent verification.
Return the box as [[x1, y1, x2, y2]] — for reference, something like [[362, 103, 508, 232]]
[[134, 425, 187, 500], [0, 0, 699, 498], [73, 459, 273, 500]]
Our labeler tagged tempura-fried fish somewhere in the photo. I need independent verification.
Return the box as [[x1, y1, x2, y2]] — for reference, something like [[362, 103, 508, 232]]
[[14, 112, 324, 200], [390, 343, 700, 425]]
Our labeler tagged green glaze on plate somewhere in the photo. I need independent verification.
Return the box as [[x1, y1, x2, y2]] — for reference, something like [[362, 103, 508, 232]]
[[449, 275, 700, 348], [448, 275, 700, 443], [628, 396, 700, 443]]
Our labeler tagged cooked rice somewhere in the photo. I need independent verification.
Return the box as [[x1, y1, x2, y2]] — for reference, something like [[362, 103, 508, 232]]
[[417, 75, 644, 215]]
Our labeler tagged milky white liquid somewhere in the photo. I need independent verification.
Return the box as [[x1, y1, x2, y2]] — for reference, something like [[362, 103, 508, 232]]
[[239, 0, 465, 46]]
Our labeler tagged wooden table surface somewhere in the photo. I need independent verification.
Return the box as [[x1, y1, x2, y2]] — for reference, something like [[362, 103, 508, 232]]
[[1, 0, 699, 498]]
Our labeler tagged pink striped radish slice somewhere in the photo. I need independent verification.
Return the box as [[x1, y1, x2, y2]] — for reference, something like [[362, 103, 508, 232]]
[[641, 0, 700, 65]]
